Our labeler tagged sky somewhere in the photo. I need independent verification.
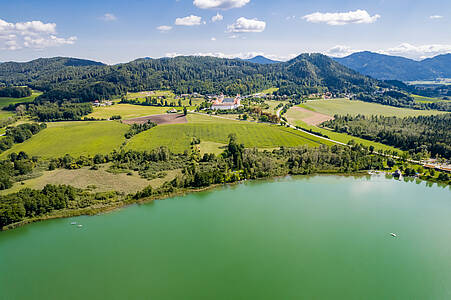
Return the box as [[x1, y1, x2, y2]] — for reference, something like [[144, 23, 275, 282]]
[[1, 0, 450, 64]]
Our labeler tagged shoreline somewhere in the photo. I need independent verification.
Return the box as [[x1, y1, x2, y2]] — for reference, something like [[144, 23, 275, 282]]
[[3, 170, 447, 232], [1, 171, 364, 231]]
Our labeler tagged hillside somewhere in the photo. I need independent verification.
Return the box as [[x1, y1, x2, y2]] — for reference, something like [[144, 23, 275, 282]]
[[0, 54, 379, 101], [334, 51, 451, 81], [244, 55, 280, 64]]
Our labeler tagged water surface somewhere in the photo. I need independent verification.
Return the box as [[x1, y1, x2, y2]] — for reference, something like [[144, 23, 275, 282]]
[[1, 175, 450, 299]]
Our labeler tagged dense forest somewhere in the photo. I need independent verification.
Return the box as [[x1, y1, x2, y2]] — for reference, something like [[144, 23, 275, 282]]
[[0, 54, 379, 101], [0, 86, 32, 98], [322, 114, 451, 159]]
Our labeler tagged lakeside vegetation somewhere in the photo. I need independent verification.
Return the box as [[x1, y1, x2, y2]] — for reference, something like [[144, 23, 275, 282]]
[[1, 134, 430, 230]]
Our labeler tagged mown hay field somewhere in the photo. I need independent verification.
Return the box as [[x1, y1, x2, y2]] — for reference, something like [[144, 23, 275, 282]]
[[87, 104, 174, 119]]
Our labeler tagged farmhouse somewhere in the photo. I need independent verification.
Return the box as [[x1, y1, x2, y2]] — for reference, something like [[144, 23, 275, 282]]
[[211, 95, 241, 110]]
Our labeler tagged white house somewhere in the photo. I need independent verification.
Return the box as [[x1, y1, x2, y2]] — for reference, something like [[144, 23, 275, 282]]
[[211, 95, 241, 110]]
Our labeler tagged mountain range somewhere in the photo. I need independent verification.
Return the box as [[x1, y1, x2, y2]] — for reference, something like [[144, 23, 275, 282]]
[[334, 51, 451, 81], [0, 53, 378, 101]]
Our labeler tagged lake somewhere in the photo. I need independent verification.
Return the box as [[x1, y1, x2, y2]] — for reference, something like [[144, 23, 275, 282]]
[[1, 175, 450, 299]]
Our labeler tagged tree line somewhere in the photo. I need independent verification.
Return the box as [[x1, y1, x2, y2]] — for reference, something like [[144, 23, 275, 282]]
[[322, 114, 451, 159], [0, 86, 32, 98]]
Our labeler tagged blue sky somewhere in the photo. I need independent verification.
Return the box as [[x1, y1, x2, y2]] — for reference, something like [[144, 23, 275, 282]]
[[1, 0, 450, 64]]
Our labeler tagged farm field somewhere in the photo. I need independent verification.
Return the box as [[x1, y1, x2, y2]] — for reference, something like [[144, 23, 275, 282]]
[[0, 166, 181, 195], [299, 99, 446, 117], [126, 113, 332, 153], [0, 121, 128, 159], [87, 104, 175, 119], [287, 115, 402, 153], [411, 94, 447, 103]]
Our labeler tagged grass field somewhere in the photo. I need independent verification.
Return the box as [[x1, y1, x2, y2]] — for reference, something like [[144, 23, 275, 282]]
[[0, 92, 41, 120], [126, 113, 331, 153], [260, 87, 279, 94], [294, 119, 401, 153], [0, 121, 128, 158], [411, 94, 447, 103], [1, 165, 182, 195], [87, 104, 176, 119], [0, 91, 41, 109], [299, 99, 446, 117]]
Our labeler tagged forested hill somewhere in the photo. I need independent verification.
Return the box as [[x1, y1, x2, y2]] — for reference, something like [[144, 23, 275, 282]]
[[334, 51, 451, 81], [0, 54, 379, 102], [243, 55, 280, 64]]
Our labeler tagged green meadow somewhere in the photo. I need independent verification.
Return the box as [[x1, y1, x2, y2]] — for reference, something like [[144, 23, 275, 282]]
[[0, 91, 42, 120], [299, 99, 445, 117], [0, 91, 41, 109], [0, 121, 128, 158], [289, 118, 401, 153], [411, 94, 447, 103], [87, 104, 175, 119], [126, 114, 331, 153]]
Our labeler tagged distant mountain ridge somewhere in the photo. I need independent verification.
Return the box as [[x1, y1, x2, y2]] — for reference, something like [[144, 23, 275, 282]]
[[334, 51, 451, 81], [0, 53, 378, 100], [243, 55, 280, 64]]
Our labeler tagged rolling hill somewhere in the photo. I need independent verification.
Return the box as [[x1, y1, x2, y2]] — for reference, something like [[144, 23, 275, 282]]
[[334, 51, 451, 81]]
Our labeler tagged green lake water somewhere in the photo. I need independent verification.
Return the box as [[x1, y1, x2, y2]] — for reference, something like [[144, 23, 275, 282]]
[[1, 175, 450, 299]]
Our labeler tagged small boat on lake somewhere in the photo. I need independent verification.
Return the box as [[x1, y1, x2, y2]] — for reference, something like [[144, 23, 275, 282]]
[[70, 222, 77, 225], [77, 225, 83, 228], [390, 233, 397, 237]]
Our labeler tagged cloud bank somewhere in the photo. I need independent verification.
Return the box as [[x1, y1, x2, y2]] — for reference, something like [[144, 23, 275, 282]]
[[326, 43, 451, 60], [0, 18, 76, 50]]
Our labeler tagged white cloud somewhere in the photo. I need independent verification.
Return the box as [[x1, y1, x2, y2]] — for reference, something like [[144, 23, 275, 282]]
[[303, 9, 380, 26], [23, 35, 77, 49], [175, 15, 203, 26], [383, 43, 451, 59], [325, 43, 451, 60], [429, 15, 443, 19], [157, 25, 172, 32], [0, 18, 76, 50], [227, 17, 266, 33], [211, 13, 224, 22], [101, 13, 117, 22], [193, 0, 250, 10], [211, 37, 216, 41], [326, 45, 360, 57]]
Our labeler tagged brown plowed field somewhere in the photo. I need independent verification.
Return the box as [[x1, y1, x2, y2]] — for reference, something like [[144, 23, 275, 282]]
[[292, 107, 334, 125]]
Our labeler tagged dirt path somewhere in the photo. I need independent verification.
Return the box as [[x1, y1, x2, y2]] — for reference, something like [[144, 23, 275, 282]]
[[292, 106, 334, 125], [123, 113, 187, 125]]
